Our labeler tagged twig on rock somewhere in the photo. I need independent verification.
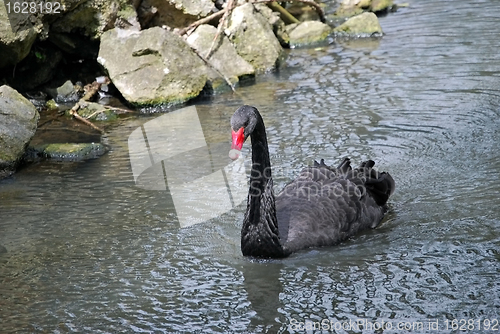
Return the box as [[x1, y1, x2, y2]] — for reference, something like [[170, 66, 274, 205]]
[[82, 81, 101, 101], [83, 109, 104, 120], [67, 81, 104, 133], [68, 103, 104, 133], [252, 0, 326, 23], [178, 0, 326, 37], [177, 0, 239, 91], [103, 105, 134, 114], [205, 0, 236, 60], [175, 0, 325, 93], [83, 105, 133, 120], [267, 2, 300, 24], [189, 46, 236, 92], [177, 10, 225, 36]]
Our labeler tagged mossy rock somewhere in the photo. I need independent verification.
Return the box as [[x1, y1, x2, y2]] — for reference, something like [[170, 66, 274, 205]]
[[30, 143, 107, 161], [77, 102, 118, 121], [46, 99, 59, 112]]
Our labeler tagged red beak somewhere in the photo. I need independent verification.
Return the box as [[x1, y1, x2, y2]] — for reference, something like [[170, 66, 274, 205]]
[[231, 127, 245, 151]]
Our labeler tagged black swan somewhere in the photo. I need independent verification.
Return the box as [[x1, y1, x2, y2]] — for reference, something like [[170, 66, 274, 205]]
[[229, 105, 395, 258]]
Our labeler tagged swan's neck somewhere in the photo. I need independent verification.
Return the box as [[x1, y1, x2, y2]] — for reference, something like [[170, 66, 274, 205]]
[[241, 119, 285, 258]]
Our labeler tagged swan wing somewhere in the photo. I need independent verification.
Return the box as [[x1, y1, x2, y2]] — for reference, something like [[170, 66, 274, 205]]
[[275, 160, 392, 253]]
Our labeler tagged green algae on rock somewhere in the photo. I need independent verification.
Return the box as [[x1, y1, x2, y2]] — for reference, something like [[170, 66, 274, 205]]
[[29, 143, 107, 162]]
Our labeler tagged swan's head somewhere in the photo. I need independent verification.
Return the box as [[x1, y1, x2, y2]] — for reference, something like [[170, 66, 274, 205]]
[[229, 105, 258, 160]]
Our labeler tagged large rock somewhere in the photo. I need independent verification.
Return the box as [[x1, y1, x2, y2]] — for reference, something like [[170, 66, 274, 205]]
[[98, 27, 208, 106], [0, 85, 39, 178], [225, 3, 284, 72], [333, 12, 383, 37], [254, 4, 290, 47], [186, 25, 255, 86], [0, 5, 39, 68], [289, 21, 332, 47]]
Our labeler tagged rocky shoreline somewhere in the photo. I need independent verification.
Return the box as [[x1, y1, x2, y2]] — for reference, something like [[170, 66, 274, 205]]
[[0, 0, 400, 179]]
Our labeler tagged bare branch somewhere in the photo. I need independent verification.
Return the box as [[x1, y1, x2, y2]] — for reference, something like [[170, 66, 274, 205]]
[[205, 0, 236, 59], [252, 0, 326, 23], [177, 10, 225, 36]]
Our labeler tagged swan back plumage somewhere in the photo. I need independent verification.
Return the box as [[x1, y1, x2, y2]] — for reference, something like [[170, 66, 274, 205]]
[[276, 158, 394, 255]]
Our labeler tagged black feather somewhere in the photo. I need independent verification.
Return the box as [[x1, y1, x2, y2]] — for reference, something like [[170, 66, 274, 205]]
[[230, 106, 395, 258]]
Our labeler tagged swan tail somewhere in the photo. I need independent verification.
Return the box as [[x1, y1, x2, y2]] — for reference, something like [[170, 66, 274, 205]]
[[358, 160, 395, 206], [336, 157, 352, 173], [359, 160, 375, 169], [314, 159, 328, 167], [313, 158, 395, 206], [313, 157, 352, 173]]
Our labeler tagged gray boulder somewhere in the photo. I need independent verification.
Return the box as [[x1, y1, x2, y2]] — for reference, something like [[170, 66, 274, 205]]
[[289, 21, 332, 47], [333, 12, 383, 37], [186, 24, 255, 87], [0, 6, 39, 68], [98, 27, 208, 106], [0, 85, 39, 179], [225, 3, 284, 72], [254, 4, 290, 47]]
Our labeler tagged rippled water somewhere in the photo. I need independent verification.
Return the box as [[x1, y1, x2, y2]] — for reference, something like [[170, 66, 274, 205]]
[[1, 1, 500, 333]]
